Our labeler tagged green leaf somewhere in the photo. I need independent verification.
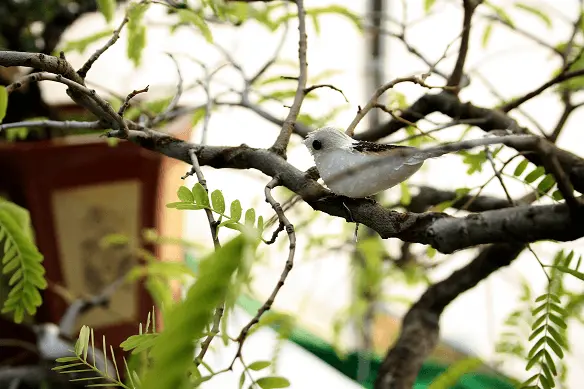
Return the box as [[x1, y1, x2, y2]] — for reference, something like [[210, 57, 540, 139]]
[[428, 358, 482, 389], [424, 0, 437, 13], [486, 1, 515, 27], [239, 371, 246, 389], [481, 23, 493, 48], [55, 356, 81, 363], [524, 166, 545, 183], [0, 86, 8, 123], [528, 324, 546, 341], [543, 349, 557, 376], [256, 376, 290, 389], [97, 0, 116, 23], [192, 183, 210, 207], [175, 203, 205, 210], [127, 25, 146, 67], [177, 186, 194, 203], [460, 150, 486, 174], [191, 107, 207, 127], [537, 174, 556, 193], [548, 313, 567, 329], [554, 266, 584, 281], [400, 182, 411, 206], [546, 335, 564, 358], [257, 216, 264, 233], [547, 325, 565, 347], [514, 159, 529, 176], [211, 190, 226, 214], [248, 361, 271, 371], [515, 2, 552, 28], [230, 200, 242, 222], [0, 203, 46, 323], [120, 333, 159, 354], [552, 190, 564, 201], [245, 208, 256, 225], [75, 325, 90, 358], [141, 234, 257, 389], [126, 2, 149, 66], [177, 9, 214, 43]]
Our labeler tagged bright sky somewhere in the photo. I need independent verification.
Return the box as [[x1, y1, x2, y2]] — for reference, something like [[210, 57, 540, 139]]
[[42, 0, 584, 387]]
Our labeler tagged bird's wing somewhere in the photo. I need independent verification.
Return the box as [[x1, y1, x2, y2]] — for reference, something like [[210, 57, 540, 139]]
[[350, 140, 415, 155]]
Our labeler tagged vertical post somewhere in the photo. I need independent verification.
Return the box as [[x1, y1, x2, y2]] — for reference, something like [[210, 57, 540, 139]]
[[355, 0, 387, 385]]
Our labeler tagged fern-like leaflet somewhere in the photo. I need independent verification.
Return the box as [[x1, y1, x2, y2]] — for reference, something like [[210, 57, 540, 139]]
[[121, 308, 159, 355], [522, 250, 578, 389], [53, 325, 139, 389], [522, 291, 567, 389], [0, 199, 47, 323]]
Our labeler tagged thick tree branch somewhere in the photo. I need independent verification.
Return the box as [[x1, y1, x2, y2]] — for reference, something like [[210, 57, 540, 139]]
[[0, 51, 82, 84], [375, 243, 525, 389], [106, 128, 584, 254]]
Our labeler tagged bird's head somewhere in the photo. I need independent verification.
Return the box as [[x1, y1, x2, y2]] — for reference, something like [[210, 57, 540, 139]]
[[302, 127, 354, 157]]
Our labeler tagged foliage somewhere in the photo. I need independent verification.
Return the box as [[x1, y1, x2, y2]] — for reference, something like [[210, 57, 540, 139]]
[[168, 184, 265, 235], [495, 250, 584, 389], [53, 325, 132, 388], [0, 198, 46, 323]]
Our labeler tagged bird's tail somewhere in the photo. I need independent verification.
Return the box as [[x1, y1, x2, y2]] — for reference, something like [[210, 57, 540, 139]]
[[403, 134, 529, 165]]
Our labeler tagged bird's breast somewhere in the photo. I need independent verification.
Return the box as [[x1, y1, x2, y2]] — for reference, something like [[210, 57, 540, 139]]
[[315, 150, 422, 197]]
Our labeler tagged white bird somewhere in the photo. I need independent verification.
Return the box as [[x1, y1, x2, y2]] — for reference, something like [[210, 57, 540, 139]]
[[303, 126, 519, 198]]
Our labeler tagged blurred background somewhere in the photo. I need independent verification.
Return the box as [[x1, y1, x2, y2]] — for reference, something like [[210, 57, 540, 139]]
[[1, 1, 583, 388]]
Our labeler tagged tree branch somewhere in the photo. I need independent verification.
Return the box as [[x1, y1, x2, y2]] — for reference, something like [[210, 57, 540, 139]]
[[77, 17, 129, 79], [346, 76, 452, 137], [375, 243, 525, 389], [106, 128, 584, 254], [501, 68, 584, 112], [270, 0, 308, 156], [446, 0, 480, 89]]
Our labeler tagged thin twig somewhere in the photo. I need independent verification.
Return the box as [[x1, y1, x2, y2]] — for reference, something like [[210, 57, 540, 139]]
[[152, 53, 184, 126], [0, 119, 103, 132], [304, 84, 349, 102], [472, 71, 547, 136], [230, 176, 296, 368], [78, 17, 129, 78], [270, 0, 308, 155], [248, 10, 291, 86], [118, 86, 150, 116], [391, 118, 488, 144], [264, 222, 285, 245], [501, 67, 584, 113], [372, 103, 438, 141], [485, 147, 514, 204], [186, 150, 220, 249], [372, 26, 449, 79], [345, 76, 452, 137], [479, 13, 561, 55], [186, 149, 224, 365]]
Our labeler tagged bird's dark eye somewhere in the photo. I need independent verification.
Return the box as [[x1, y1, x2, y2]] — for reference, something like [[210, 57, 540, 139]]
[[312, 139, 322, 150]]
